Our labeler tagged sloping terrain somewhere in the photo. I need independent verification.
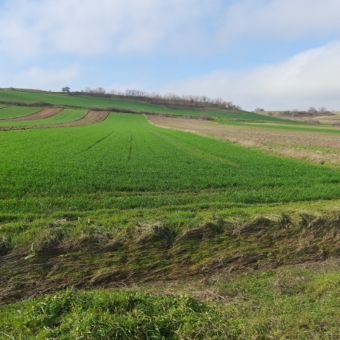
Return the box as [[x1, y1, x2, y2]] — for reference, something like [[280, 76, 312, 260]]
[[3, 107, 63, 121], [49, 110, 109, 127], [148, 115, 340, 165], [0, 106, 43, 120], [0, 110, 109, 129], [1, 91, 340, 339], [1, 210, 340, 305]]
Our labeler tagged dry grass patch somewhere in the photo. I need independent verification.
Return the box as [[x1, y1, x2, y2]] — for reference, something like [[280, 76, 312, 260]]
[[148, 115, 340, 165]]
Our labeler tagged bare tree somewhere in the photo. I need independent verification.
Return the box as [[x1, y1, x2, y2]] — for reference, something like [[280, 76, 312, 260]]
[[308, 106, 317, 113]]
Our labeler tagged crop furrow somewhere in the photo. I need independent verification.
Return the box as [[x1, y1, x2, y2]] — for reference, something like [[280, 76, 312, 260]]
[[79, 130, 115, 153], [127, 134, 133, 163]]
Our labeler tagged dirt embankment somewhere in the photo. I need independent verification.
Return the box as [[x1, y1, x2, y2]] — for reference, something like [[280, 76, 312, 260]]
[[4, 107, 63, 121], [1, 212, 340, 304], [148, 115, 340, 165]]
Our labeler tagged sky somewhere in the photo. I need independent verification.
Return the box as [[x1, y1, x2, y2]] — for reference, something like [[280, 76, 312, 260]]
[[0, 0, 340, 111]]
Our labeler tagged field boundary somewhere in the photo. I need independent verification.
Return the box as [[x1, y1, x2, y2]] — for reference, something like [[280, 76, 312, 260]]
[[2, 210, 340, 304], [147, 115, 340, 166], [2, 107, 63, 121], [0, 110, 110, 130]]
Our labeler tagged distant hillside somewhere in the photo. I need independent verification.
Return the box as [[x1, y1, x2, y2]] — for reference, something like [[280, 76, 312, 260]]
[[0, 88, 290, 123]]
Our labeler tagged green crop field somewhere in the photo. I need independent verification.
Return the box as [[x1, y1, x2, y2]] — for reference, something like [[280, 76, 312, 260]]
[[1, 113, 340, 216], [0, 109, 87, 127], [1, 91, 340, 339], [0, 106, 42, 120], [0, 89, 290, 122]]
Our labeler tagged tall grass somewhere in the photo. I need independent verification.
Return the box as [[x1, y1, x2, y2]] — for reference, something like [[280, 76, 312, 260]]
[[1, 266, 340, 339]]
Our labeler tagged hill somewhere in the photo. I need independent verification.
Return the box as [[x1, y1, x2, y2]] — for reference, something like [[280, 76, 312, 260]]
[[1, 89, 340, 339]]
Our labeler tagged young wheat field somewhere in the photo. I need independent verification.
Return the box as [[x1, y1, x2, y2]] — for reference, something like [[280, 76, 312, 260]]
[[1, 89, 340, 339]]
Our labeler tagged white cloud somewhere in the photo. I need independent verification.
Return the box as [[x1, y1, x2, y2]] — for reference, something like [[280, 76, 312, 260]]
[[14, 65, 79, 90], [218, 0, 340, 45], [1, 0, 340, 59], [0, 0, 215, 58], [1, 0, 340, 102], [164, 41, 340, 111]]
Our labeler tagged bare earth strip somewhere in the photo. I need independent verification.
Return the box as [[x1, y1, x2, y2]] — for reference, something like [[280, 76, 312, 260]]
[[3, 107, 63, 121], [47, 111, 109, 127], [0, 111, 109, 130], [148, 115, 340, 166]]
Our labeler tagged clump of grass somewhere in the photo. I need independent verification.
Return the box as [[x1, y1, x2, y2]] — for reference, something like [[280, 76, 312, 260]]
[[2, 289, 222, 340], [180, 218, 225, 240], [0, 236, 12, 255], [135, 222, 176, 247], [2, 265, 340, 339]]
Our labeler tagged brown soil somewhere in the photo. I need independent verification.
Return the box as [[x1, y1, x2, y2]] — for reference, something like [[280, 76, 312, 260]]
[[50, 110, 109, 127], [4, 107, 63, 121], [0, 111, 109, 130], [148, 115, 340, 165]]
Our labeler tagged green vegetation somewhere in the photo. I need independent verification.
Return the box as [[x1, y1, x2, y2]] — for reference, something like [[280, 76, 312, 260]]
[[1, 265, 340, 339], [1, 91, 340, 339], [1, 113, 340, 216], [0, 106, 42, 119], [215, 110, 295, 123], [0, 109, 87, 127], [220, 120, 340, 134], [0, 290, 214, 339], [0, 89, 289, 122]]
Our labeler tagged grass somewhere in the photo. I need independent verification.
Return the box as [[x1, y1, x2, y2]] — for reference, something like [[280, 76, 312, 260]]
[[2, 118, 340, 217], [1, 91, 340, 339], [220, 120, 340, 134], [1, 264, 340, 339], [1, 113, 340, 216], [0, 109, 87, 127], [0, 106, 42, 120], [0, 89, 290, 122]]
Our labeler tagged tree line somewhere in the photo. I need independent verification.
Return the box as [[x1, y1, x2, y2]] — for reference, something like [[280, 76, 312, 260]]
[[255, 107, 334, 117], [63, 87, 241, 110]]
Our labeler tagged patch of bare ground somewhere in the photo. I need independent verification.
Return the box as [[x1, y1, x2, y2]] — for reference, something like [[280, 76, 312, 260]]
[[3, 107, 63, 121], [51, 110, 109, 127], [148, 115, 340, 165], [0, 111, 109, 130]]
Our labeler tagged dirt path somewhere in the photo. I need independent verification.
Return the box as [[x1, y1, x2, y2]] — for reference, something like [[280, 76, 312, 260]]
[[4, 107, 63, 121], [148, 115, 340, 165]]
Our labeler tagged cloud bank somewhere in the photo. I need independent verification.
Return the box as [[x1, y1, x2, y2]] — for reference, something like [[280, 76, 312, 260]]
[[1, 0, 340, 110], [1, 0, 340, 58], [165, 41, 340, 111]]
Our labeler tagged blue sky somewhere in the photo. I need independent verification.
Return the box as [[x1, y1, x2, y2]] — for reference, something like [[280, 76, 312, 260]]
[[1, 0, 340, 110]]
